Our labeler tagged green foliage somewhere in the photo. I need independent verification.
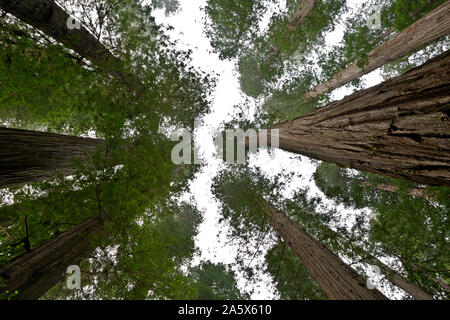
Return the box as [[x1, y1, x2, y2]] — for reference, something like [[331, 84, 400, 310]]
[[237, 49, 284, 98], [236, 0, 345, 100], [0, 2, 216, 134], [390, 0, 447, 31], [261, 71, 320, 122], [370, 196, 449, 299], [267, 0, 345, 57], [314, 162, 450, 298], [203, 0, 269, 60], [41, 201, 203, 300], [1, 0, 449, 301], [265, 242, 327, 300], [317, 0, 446, 88], [0, 133, 181, 263], [212, 165, 333, 299], [190, 261, 250, 300], [151, 0, 181, 16]]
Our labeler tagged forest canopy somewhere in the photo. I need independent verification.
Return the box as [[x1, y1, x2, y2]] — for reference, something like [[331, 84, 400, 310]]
[[0, 0, 448, 302]]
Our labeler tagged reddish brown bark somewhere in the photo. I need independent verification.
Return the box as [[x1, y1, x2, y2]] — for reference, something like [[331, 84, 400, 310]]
[[0, 216, 104, 300], [0, 0, 136, 87], [359, 181, 436, 200], [305, 1, 450, 98], [0, 127, 104, 188], [268, 51, 450, 186], [262, 202, 387, 300]]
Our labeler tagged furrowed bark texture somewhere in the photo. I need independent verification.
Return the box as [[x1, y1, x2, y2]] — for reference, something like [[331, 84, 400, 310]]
[[264, 203, 387, 300], [0, 127, 104, 188], [0, 0, 133, 85], [0, 216, 104, 300], [269, 51, 450, 186], [305, 1, 450, 98]]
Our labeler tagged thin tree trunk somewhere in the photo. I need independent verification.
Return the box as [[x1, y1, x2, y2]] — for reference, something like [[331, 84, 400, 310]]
[[398, 257, 450, 293], [269, 0, 318, 58], [287, 0, 318, 30], [359, 181, 435, 200], [0, 0, 135, 88], [0, 216, 104, 300], [320, 226, 434, 300], [0, 127, 104, 189], [305, 1, 450, 98], [262, 202, 387, 300], [339, 175, 436, 200], [368, 257, 434, 300], [267, 50, 450, 186]]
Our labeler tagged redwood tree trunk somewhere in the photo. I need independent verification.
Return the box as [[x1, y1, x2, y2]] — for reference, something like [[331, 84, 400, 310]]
[[305, 1, 450, 98], [0, 0, 133, 86], [360, 181, 434, 200], [268, 50, 450, 186], [263, 202, 387, 300], [0, 216, 104, 300], [0, 127, 104, 188], [368, 257, 433, 300]]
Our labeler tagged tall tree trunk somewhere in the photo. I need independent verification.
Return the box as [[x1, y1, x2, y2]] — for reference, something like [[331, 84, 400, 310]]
[[305, 1, 450, 98], [319, 225, 434, 300], [267, 50, 450, 186], [359, 181, 435, 200], [0, 127, 104, 189], [0, 0, 135, 87], [339, 175, 436, 200], [262, 202, 387, 300], [367, 257, 434, 300], [0, 216, 104, 300], [397, 256, 450, 294], [287, 0, 318, 30]]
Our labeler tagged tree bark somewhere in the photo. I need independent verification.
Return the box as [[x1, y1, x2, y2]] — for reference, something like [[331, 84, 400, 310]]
[[368, 257, 433, 300], [305, 1, 450, 98], [0, 216, 104, 300], [262, 202, 387, 300], [398, 257, 450, 293], [320, 226, 434, 300], [359, 181, 436, 200], [0, 127, 104, 189], [268, 50, 450, 186], [0, 0, 135, 87], [287, 0, 318, 30]]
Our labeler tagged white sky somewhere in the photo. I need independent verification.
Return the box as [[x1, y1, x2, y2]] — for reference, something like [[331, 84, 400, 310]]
[[152, 0, 397, 299]]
